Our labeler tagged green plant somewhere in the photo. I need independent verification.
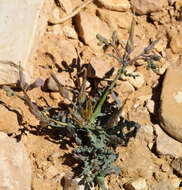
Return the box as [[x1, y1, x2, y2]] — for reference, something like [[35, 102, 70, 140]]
[[3, 17, 160, 190]]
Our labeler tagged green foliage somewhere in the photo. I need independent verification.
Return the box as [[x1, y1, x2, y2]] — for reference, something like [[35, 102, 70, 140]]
[[3, 17, 161, 190]]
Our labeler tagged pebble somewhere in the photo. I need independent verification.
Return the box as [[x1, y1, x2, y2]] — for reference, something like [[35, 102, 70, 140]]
[[124, 178, 147, 190]]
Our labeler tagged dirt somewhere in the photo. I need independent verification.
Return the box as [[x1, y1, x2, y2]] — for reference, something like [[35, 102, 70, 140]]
[[1, 0, 182, 190]]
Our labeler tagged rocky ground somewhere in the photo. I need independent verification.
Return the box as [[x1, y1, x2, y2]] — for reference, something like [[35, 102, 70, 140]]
[[0, 0, 182, 190]]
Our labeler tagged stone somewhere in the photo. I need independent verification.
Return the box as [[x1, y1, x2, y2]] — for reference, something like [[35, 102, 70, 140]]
[[63, 175, 85, 190], [0, 132, 31, 190], [46, 72, 74, 92], [160, 68, 182, 142], [170, 177, 181, 188], [121, 65, 136, 81], [0, 0, 52, 85], [137, 125, 154, 144], [0, 104, 20, 134], [154, 124, 182, 158], [145, 99, 155, 114], [130, 0, 168, 15], [116, 81, 135, 95], [124, 178, 147, 190], [170, 32, 182, 54], [63, 25, 78, 39], [97, 0, 130, 12], [128, 71, 145, 89], [150, 182, 175, 190], [57, 0, 73, 14], [171, 157, 182, 176], [75, 11, 111, 53]]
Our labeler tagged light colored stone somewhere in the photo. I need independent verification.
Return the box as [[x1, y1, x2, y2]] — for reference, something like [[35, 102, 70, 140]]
[[63, 25, 78, 39], [160, 68, 182, 142], [128, 71, 145, 89], [116, 81, 135, 95], [58, 0, 73, 14], [97, 0, 130, 11], [0, 132, 31, 190], [124, 178, 147, 190], [121, 65, 136, 81], [75, 11, 111, 53], [47, 72, 73, 92], [150, 182, 175, 190], [171, 157, 182, 176], [0, 0, 51, 85], [137, 125, 154, 144], [170, 32, 182, 54], [146, 99, 155, 114], [130, 0, 168, 15], [170, 177, 181, 188], [176, 0, 182, 10], [0, 104, 20, 134], [63, 176, 86, 190], [154, 124, 182, 158]]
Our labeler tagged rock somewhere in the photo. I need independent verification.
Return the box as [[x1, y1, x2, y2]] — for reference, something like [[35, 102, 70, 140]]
[[75, 11, 111, 53], [121, 65, 136, 81], [57, 0, 73, 14], [176, 0, 182, 10], [97, 0, 130, 12], [0, 104, 20, 134], [130, 0, 168, 15], [116, 81, 135, 95], [63, 25, 78, 39], [137, 125, 154, 144], [124, 178, 147, 190], [171, 157, 182, 176], [160, 68, 182, 142], [46, 72, 73, 92], [63, 175, 85, 190], [0, 132, 31, 190], [150, 181, 175, 190], [154, 124, 182, 158], [0, 0, 52, 85], [170, 177, 181, 188], [145, 99, 155, 114], [128, 71, 145, 89], [170, 32, 182, 54]]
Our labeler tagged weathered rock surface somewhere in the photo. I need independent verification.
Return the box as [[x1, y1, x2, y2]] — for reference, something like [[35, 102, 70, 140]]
[[171, 157, 182, 176], [124, 178, 147, 190], [0, 0, 51, 85], [150, 181, 175, 190], [97, 0, 130, 12], [130, 0, 168, 15], [160, 68, 182, 143], [75, 11, 111, 53], [170, 31, 182, 54], [0, 105, 20, 134], [154, 124, 182, 158], [0, 132, 31, 190]]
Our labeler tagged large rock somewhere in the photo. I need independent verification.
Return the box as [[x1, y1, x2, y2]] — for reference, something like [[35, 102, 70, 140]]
[[170, 31, 182, 54], [160, 68, 182, 143], [75, 11, 111, 53], [0, 132, 31, 190], [0, 0, 52, 85], [130, 0, 168, 15]]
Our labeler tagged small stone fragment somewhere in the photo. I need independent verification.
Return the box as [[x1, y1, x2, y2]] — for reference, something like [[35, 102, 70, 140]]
[[154, 124, 182, 158], [121, 65, 136, 81], [128, 71, 145, 89], [57, 0, 73, 14], [124, 178, 147, 190], [0, 132, 31, 190], [63, 25, 78, 39], [130, 0, 168, 15], [63, 175, 85, 190], [145, 99, 155, 114], [170, 32, 182, 54], [116, 81, 135, 95], [171, 157, 182, 176], [97, 0, 130, 12]]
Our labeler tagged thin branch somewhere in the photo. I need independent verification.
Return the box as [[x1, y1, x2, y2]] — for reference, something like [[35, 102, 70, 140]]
[[49, 0, 93, 25]]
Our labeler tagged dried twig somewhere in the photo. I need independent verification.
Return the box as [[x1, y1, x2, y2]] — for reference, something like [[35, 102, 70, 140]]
[[49, 0, 93, 25]]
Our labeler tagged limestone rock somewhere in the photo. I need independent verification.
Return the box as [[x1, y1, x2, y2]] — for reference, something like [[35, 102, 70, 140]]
[[128, 71, 145, 89], [124, 178, 147, 190], [57, 0, 73, 14], [0, 132, 31, 190], [97, 0, 130, 12], [75, 11, 111, 53], [116, 81, 135, 95], [0, 0, 52, 85], [0, 104, 20, 134], [146, 99, 155, 114], [154, 124, 182, 158], [171, 157, 182, 176], [130, 0, 168, 15], [170, 32, 182, 54], [63, 25, 78, 39], [160, 68, 182, 142]]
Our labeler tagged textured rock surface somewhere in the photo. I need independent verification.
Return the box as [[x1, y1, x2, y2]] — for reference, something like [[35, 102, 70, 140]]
[[171, 157, 182, 176], [160, 68, 182, 142], [170, 31, 182, 54], [124, 178, 147, 190], [130, 0, 168, 15], [97, 0, 130, 11], [0, 0, 51, 85], [154, 124, 182, 158], [0, 132, 31, 190], [75, 11, 111, 52]]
